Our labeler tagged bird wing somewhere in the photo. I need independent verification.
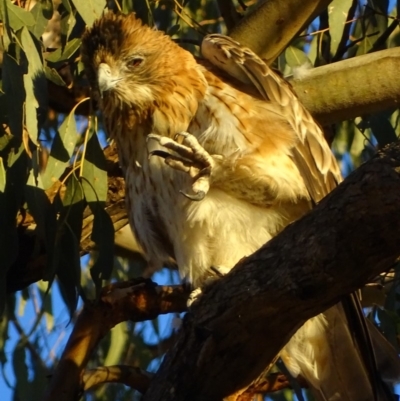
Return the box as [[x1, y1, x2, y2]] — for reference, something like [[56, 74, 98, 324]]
[[201, 34, 341, 203], [201, 33, 399, 401]]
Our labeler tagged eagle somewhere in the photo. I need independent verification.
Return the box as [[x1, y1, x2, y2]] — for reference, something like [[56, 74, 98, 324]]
[[81, 11, 399, 400]]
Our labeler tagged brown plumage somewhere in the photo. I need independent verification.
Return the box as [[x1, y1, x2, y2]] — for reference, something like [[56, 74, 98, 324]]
[[81, 12, 399, 400]]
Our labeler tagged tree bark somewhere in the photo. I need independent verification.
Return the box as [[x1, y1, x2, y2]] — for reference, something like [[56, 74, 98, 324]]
[[229, 0, 333, 61], [43, 280, 189, 401], [142, 140, 400, 401], [290, 48, 400, 125]]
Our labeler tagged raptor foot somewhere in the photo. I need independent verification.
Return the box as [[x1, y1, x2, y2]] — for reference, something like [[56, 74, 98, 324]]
[[147, 132, 221, 201]]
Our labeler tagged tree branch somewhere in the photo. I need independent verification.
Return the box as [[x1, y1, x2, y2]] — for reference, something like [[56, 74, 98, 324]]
[[141, 140, 400, 401], [82, 365, 153, 393], [291, 47, 400, 125], [43, 279, 189, 401], [229, 0, 333, 62]]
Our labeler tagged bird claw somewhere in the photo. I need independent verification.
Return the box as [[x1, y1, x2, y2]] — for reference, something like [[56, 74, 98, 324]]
[[147, 132, 217, 201], [179, 189, 206, 201]]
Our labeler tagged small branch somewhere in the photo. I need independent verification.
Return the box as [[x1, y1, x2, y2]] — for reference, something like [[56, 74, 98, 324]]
[[82, 365, 153, 393], [43, 280, 189, 401]]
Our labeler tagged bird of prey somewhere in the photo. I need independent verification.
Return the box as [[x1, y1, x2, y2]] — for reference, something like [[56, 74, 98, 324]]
[[81, 12, 399, 400]]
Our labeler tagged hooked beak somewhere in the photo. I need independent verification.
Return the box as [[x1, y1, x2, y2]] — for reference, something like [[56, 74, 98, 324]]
[[97, 63, 123, 97]]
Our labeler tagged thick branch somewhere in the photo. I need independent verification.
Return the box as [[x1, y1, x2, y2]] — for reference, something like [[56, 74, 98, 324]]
[[229, 0, 333, 61], [291, 48, 400, 125], [142, 141, 400, 401]]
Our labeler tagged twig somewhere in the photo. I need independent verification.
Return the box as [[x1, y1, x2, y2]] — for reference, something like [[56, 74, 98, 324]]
[[82, 365, 153, 393]]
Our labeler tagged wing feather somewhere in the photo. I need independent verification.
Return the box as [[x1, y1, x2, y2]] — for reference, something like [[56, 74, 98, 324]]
[[201, 34, 341, 203]]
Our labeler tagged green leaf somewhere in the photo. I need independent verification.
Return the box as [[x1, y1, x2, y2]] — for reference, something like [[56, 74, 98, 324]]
[[81, 126, 107, 203], [0, 141, 27, 313], [71, 0, 106, 27], [358, 112, 398, 147], [351, 1, 387, 56], [29, 2, 50, 39], [41, 107, 79, 189], [46, 38, 81, 63], [377, 308, 400, 352], [12, 341, 30, 400], [80, 121, 114, 290], [167, 24, 180, 36], [0, 0, 12, 50], [104, 322, 128, 366], [44, 66, 67, 87], [59, 0, 76, 45], [25, 171, 57, 281], [0, 313, 9, 364], [285, 46, 311, 69], [328, 0, 353, 56], [6, 0, 35, 31], [0, 157, 5, 192], [54, 175, 84, 315], [37, 281, 54, 332], [20, 27, 47, 147], [2, 53, 25, 138], [90, 207, 114, 292], [38, 0, 53, 19]]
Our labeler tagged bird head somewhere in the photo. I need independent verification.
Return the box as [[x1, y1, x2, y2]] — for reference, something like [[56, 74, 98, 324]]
[[81, 12, 195, 112]]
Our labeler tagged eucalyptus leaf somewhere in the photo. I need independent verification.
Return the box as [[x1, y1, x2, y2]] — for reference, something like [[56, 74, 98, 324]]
[[0, 157, 5, 192], [46, 38, 81, 64], [90, 207, 115, 293], [2, 53, 25, 138], [0, 141, 27, 313], [59, 0, 76, 45], [71, 0, 106, 27], [0, 314, 8, 364], [104, 322, 128, 366], [39, 0, 53, 19], [44, 66, 67, 87], [54, 175, 84, 315], [21, 27, 47, 146], [25, 170, 57, 282], [29, 2, 50, 39], [167, 24, 180, 36], [285, 46, 311, 69], [41, 107, 79, 189], [0, 0, 12, 50], [328, 0, 353, 56], [81, 127, 107, 203], [6, 0, 35, 31], [12, 342, 30, 401], [359, 113, 398, 147]]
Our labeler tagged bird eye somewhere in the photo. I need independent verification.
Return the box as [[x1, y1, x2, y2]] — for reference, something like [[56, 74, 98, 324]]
[[128, 57, 143, 68]]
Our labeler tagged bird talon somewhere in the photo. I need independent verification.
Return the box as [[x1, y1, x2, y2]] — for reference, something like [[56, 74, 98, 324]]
[[148, 149, 171, 160], [174, 132, 189, 142], [179, 189, 206, 201], [146, 133, 161, 143]]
